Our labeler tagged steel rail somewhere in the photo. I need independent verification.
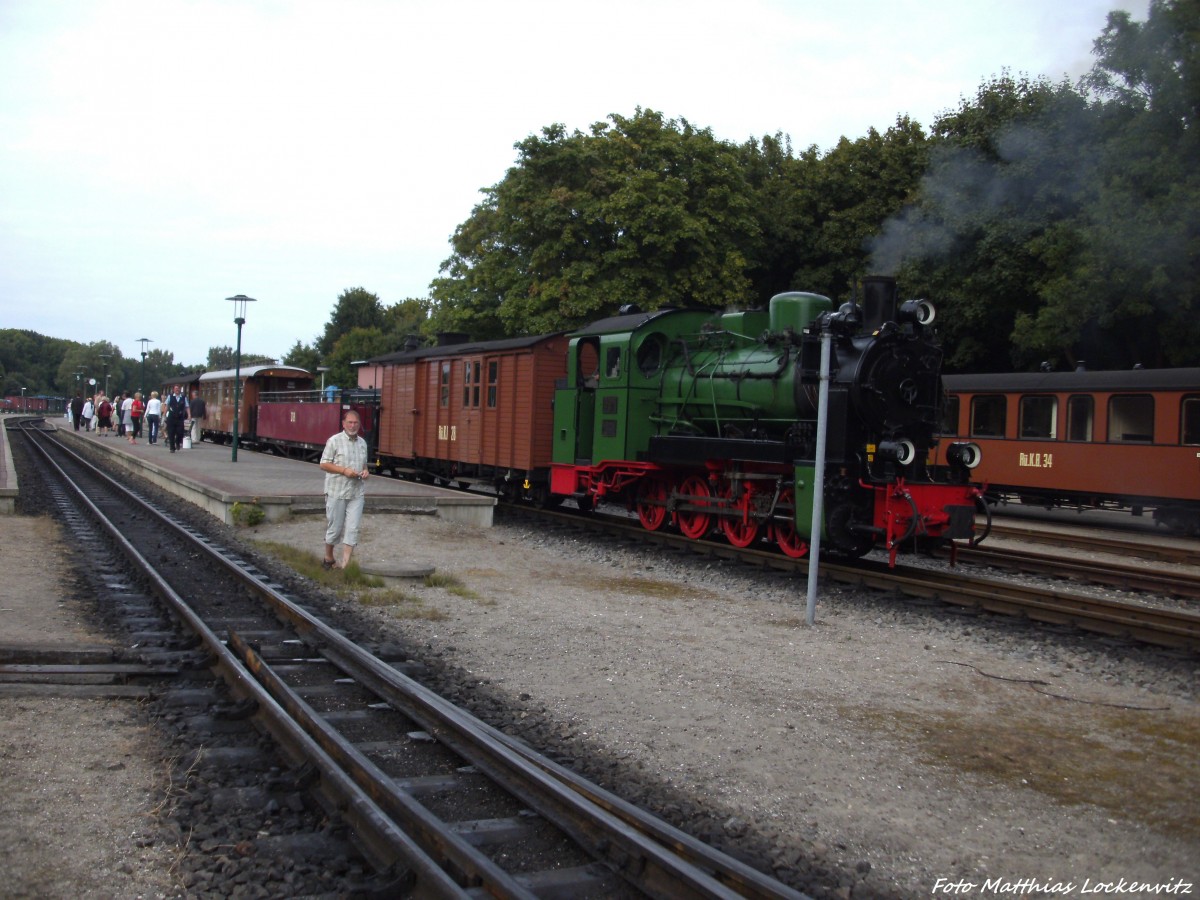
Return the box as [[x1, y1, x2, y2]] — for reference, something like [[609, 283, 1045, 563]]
[[984, 521, 1198, 565], [944, 544, 1200, 599]]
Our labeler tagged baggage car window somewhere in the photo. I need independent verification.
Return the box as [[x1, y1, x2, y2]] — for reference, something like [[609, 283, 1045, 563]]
[[1019, 395, 1057, 439], [1108, 394, 1153, 442], [487, 361, 498, 408], [1067, 395, 1094, 441], [440, 362, 450, 407], [969, 395, 1006, 437], [1183, 396, 1200, 445], [462, 360, 481, 408]]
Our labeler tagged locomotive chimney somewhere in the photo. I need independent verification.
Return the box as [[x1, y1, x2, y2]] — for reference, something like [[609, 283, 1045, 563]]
[[860, 275, 897, 334]]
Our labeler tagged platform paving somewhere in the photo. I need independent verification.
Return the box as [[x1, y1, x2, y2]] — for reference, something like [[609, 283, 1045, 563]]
[[51, 422, 494, 527]]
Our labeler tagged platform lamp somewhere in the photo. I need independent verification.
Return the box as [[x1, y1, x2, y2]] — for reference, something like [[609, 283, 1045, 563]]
[[137, 338, 152, 396], [98, 353, 111, 398], [20, 387, 26, 413], [317, 366, 330, 398], [226, 294, 256, 462]]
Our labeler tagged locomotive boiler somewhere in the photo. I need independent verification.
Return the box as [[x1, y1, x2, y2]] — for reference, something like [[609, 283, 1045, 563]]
[[550, 276, 985, 562]]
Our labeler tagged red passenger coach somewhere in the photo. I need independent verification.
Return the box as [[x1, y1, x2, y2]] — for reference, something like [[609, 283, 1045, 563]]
[[372, 334, 568, 501], [257, 390, 378, 461], [938, 368, 1200, 533]]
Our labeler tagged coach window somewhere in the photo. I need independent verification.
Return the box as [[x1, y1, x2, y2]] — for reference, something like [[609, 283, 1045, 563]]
[[1108, 394, 1153, 442], [1067, 395, 1094, 441], [969, 394, 1006, 437], [440, 361, 450, 407], [938, 396, 960, 436], [1182, 395, 1200, 445], [1019, 395, 1057, 439], [486, 360, 498, 408]]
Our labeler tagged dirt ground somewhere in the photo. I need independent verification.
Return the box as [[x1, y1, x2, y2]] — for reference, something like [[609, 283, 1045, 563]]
[[0, 515, 181, 899], [2, 505, 1198, 898]]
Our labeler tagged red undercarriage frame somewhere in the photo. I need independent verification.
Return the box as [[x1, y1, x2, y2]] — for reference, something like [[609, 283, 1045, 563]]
[[551, 462, 983, 566]]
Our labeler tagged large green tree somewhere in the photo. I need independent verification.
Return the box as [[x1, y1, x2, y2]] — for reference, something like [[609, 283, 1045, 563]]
[[430, 109, 762, 338], [318, 288, 385, 356]]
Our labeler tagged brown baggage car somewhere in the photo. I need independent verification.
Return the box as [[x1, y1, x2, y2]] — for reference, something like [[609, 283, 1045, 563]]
[[371, 334, 568, 502]]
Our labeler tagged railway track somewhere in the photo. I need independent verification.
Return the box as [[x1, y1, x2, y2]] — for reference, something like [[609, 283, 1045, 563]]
[[15, 420, 810, 899], [508, 504, 1200, 653], [945, 542, 1200, 600], [984, 520, 1198, 566]]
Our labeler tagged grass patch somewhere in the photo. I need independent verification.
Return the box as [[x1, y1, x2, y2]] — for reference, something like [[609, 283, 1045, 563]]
[[423, 572, 494, 605], [250, 540, 462, 619], [249, 540, 384, 590]]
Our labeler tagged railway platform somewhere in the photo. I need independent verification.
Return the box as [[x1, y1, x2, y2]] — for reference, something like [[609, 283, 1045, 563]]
[[0, 415, 17, 514], [50, 422, 495, 527]]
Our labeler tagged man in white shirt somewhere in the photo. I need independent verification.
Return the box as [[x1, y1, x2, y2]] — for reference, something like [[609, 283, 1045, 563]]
[[318, 410, 370, 569]]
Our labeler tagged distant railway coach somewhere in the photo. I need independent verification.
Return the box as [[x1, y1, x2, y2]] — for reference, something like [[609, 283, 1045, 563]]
[[1, 395, 64, 413], [197, 365, 312, 445], [371, 334, 569, 501], [938, 368, 1200, 533]]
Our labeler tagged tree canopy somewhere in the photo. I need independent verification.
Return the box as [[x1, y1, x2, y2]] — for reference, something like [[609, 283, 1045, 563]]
[[421, 0, 1198, 372]]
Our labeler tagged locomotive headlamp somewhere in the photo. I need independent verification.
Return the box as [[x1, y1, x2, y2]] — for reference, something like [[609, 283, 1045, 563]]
[[947, 441, 983, 469], [898, 299, 936, 326], [876, 439, 917, 466]]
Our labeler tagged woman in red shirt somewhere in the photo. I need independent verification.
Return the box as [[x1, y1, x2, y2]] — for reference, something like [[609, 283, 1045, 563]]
[[129, 392, 145, 443]]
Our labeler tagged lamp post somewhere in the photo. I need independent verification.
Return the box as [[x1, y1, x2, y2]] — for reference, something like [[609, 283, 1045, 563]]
[[317, 366, 330, 399], [99, 353, 111, 398], [20, 387, 26, 412], [226, 294, 257, 462], [137, 338, 152, 396]]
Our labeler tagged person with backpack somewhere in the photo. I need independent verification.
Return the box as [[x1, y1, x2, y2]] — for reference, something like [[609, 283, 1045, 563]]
[[188, 389, 206, 445], [165, 386, 188, 452], [96, 395, 113, 436]]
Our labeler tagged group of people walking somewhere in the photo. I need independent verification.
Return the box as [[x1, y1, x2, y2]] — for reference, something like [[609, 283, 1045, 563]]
[[70, 386, 206, 452]]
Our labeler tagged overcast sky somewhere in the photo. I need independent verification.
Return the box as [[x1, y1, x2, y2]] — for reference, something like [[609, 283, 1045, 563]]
[[0, 0, 1148, 368]]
